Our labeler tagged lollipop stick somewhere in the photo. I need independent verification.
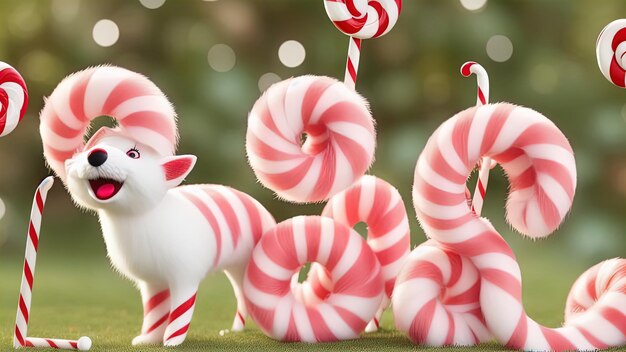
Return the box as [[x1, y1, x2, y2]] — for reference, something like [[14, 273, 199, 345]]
[[344, 37, 361, 90]]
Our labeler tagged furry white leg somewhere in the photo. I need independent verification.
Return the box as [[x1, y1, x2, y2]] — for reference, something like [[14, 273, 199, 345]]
[[132, 283, 170, 345], [162, 285, 198, 347], [224, 266, 247, 332]]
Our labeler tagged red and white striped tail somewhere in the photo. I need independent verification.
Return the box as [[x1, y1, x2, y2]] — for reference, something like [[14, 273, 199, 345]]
[[14, 177, 92, 351], [40, 66, 178, 182]]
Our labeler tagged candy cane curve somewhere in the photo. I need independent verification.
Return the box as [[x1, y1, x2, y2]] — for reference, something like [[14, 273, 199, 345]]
[[13, 177, 92, 351], [596, 19, 626, 88], [460, 61, 492, 216], [412, 102, 626, 351], [0, 61, 28, 137], [292, 175, 411, 332], [324, 0, 402, 90], [244, 215, 384, 342]]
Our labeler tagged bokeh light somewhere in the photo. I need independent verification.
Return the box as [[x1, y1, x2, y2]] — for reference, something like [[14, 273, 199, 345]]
[[92, 19, 119, 47], [0, 197, 5, 221], [208, 44, 236, 72], [258, 72, 281, 92], [486, 35, 513, 62], [460, 0, 487, 11], [278, 40, 306, 68], [139, 0, 166, 9]]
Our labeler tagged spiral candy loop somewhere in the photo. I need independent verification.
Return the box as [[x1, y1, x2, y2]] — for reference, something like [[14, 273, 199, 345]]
[[0, 62, 28, 137]]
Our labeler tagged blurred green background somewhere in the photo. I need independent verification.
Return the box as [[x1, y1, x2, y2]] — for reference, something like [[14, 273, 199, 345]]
[[0, 0, 625, 350]]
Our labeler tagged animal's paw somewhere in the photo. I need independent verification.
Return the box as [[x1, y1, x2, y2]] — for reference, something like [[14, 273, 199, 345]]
[[132, 334, 161, 346], [230, 314, 245, 332], [163, 338, 184, 347], [364, 318, 380, 333]]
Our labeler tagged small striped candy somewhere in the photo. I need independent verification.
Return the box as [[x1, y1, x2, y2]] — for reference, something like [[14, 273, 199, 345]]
[[295, 175, 410, 331], [392, 240, 491, 346], [246, 76, 376, 203], [596, 19, 626, 88], [244, 215, 384, 342], [324, 0, 402, 39], [0, 62, 28, 137], [40, 65, 178, 182], [413, 102, 626, 350]]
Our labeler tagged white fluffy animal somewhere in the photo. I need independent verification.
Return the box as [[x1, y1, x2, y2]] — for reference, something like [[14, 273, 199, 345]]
[[39, 66, 276, 346]]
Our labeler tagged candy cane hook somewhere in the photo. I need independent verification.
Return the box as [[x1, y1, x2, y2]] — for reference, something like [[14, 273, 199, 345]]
[[461, 61, 492, 216], [13, 177, 92, 351]]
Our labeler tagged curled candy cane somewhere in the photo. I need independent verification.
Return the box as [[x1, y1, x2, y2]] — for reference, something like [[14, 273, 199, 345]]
[[14, 177, 92, 350], [244, 216, 384, 342], [596, 19, 626, 88], [412, 102, 626, 351], [324, 0, 402, 89], [0, 61, 28, 137], [291, 175, 411, 332]]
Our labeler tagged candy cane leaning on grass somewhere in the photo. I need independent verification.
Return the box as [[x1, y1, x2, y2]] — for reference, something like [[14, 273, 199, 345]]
[[460, 61, 494, 216], [412, 102, 626, 351], [324, 0, 402, 90], [13, 177, 92, 351]]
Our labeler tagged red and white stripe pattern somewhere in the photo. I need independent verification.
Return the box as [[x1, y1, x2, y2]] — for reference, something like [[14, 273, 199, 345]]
[[246, 76, 376, 203], [244, 216, 384, 342], [413, 103, 625, 350], [324, 0, 402, 40], [460, 61, 492, 216], [294, 175, 410, 332], [132, 288, 170, 345], [0, 61, 28, 137], [596, 19, 626, 88], [14, 177, 92, 351], [392, 239, 491, 346], [40, 65, 178, 181], [344, 37, 361, 90]]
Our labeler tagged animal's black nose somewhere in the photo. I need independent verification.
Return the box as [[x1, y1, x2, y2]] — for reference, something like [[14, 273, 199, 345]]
[[88, 149, 108, 167]]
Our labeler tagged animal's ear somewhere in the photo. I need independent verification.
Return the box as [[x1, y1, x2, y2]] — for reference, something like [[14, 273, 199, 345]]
[[85, 127, 116, 150], [161, 155, 197, 188]]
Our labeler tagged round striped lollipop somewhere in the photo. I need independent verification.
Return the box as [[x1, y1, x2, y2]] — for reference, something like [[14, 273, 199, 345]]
[[413, 102, 626, 350], [597, 19, 626, 87], [392, 240, 491, 346], [324, 0, 402, 39], [246, 76, 376, 203], [0, 62, 28, 137], [244, 215, 384, 342]]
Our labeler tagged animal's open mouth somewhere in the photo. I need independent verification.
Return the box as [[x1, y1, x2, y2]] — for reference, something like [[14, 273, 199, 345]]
[[89, 178, 124, 200]]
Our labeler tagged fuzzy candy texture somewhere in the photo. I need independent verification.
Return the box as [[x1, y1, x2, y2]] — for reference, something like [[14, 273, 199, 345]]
[[292, 175, 410, 332], [39, 65, 178, 181], [324, 0, 402, 39], [244, 215, 383, 342], [246, 75, 376, 203], [412, 102, 626, 351], [392, 239, 491, 346], [596, 19, 626, 88], [0, 61, 28, 137]]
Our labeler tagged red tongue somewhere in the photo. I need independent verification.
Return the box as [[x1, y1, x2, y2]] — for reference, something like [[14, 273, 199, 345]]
[[96, 183, 116, 199]]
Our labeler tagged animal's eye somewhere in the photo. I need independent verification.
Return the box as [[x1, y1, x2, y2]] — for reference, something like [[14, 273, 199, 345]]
[[126, 148, 140, 159]]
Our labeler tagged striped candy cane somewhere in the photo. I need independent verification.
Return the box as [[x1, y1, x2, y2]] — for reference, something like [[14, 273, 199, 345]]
[[324, 0, 402, 90], [413, 102, 626, 351], [293, 175, 410, 332], [460, 61, 493, 216], [596, 19, 626, 88], [0, 61, 28, 137], [13, 177, 92, 351], [246, 75, 376, 203], [244, 216, 384, 342]]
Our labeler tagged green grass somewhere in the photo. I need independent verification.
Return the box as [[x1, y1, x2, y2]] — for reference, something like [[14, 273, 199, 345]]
[[0, 249, 622, 351]]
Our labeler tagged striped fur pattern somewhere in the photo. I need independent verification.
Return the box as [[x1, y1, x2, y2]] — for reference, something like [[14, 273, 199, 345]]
[[244, 216, 384, 342], [13, 177, 92, 351], [0, 61, 28, 137], [596, 19, 626, 88], [392, 239, 490, 346], [413, 102, 626, 350], [246, 75, 376, 203], [40, 65, 177, 181], [293, 175, 410, 332], [324, 0, 402, 39], [39, 66, 277, 346]]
